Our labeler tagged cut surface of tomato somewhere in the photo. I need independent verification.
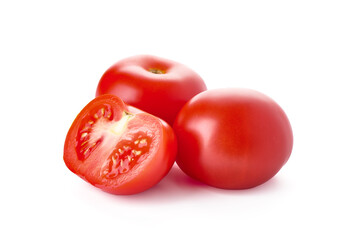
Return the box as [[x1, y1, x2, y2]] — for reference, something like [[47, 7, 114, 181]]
[[64, 94, 177, 195]]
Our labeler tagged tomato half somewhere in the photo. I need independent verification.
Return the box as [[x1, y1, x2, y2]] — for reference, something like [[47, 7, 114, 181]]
[[173, 88, 293, 189], [96, 55, 207, 125], [64, 94, 177, 195]]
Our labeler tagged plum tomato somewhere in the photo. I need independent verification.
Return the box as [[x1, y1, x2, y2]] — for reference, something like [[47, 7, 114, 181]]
[[173, 88, 293, 189], [63, 94, 177, 195], [96, 55, 207, 125]]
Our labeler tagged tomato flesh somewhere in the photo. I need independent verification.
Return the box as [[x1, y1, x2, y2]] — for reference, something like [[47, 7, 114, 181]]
[[64, 94, 177, 195]]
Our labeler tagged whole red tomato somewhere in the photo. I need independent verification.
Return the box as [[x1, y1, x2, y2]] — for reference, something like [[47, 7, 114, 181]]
[[173, 88, 293, 189], [96, 55, 207, 125], [64, 94, 177, 195]]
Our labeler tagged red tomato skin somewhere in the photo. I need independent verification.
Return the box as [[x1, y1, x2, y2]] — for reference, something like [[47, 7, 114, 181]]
[[96, 55, 207, 125], [64, 95, 177, 195], [173, 88, 293, 189]]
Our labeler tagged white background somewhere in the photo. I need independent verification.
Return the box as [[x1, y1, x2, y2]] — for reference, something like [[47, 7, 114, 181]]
[[1, 0, 359, 239]]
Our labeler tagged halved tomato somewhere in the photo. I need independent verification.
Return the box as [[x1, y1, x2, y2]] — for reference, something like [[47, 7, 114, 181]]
[[63, 94, 177, 195]]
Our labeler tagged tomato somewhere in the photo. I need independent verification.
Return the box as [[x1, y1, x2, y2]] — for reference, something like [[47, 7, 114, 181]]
[[173, 88, 293, 189], [96, 55, 207, 125], [63, 94, 177, 195]]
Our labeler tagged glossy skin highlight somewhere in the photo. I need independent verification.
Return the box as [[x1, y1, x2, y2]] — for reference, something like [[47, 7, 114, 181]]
[[173, 88, 293, 189], [96, 55, 207, 125]]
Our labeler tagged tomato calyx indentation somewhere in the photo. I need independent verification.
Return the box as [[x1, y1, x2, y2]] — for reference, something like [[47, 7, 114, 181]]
[[100, 132, 152, 179], [148, 68, 165, 74]]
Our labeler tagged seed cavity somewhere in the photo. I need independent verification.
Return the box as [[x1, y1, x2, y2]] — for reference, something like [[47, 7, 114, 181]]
[[76, 104, 113, 161], [101, 132, 152, 179], [138, 139, 148, 148], [132, 150, 141, 156]]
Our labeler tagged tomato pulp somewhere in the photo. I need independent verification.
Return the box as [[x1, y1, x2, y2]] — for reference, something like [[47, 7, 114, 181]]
[[64, 94, 177, 195], [173, 88, 293, 189], [96, 55, 207, 125]]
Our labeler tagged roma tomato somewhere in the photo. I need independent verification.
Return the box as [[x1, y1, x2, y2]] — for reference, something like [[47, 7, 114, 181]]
[[173, 88, 293, 189], [96, 55, 207, 125], [64, 94, 177, 195]]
